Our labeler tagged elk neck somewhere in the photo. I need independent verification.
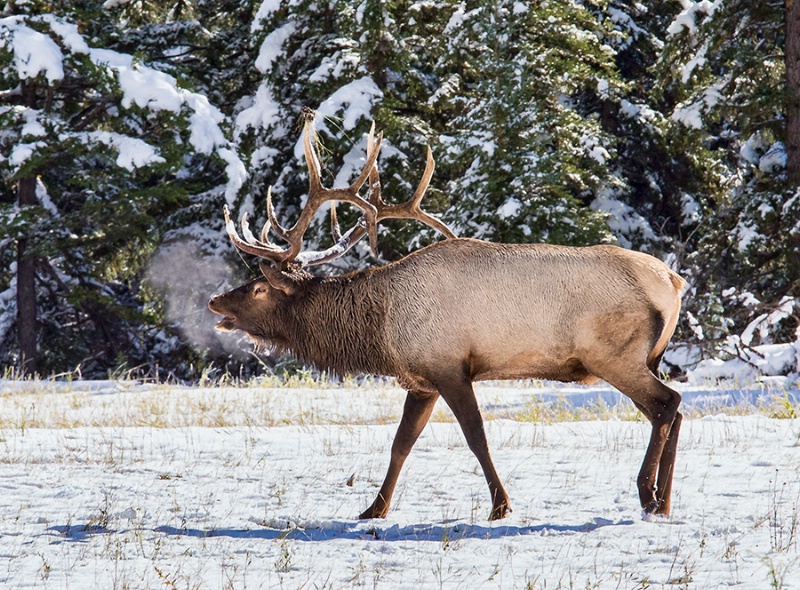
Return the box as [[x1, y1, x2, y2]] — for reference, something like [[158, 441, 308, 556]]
[[278, 270, 396, 377]]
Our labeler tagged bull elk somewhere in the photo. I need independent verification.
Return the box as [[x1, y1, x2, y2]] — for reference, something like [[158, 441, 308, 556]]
[[208, 113, 686, 521]]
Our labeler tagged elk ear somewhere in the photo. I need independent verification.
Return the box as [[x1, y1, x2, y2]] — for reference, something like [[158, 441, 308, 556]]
[[259, 262, 298, 296]]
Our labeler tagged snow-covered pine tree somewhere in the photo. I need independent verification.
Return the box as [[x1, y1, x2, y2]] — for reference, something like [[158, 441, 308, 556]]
[[657, 0, 800, 360], [0, 1, 243, 376], [586, 0, 720, 254], [433, 0, 617, 246]]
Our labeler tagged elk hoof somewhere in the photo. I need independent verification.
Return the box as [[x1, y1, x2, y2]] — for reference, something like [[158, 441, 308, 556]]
[[489, 502, 511, 521], [642, 500, 660, 515], [642, 498, 671, 517], [358, 504, 389, 520]]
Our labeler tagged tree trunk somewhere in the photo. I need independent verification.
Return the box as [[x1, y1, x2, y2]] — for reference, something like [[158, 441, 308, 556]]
[[786, 0, 800, 184], [16, 79, 39, 374], [16, 176, 37, 374]]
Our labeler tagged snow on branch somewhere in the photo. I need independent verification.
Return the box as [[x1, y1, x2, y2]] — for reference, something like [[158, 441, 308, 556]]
[[0, 14, 246, 198], [76, 131, 166, 171], [666, 0, 722, 37], [314, 77, 383, 131], [0, 16, 66, 83]]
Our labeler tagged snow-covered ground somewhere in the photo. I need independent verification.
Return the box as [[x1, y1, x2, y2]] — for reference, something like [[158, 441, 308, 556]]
[[1, 379, 799, 589]]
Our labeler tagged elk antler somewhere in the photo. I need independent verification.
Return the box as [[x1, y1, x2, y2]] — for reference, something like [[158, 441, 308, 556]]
[[224, 113, 456, 269], [297, 126, 457, 267]]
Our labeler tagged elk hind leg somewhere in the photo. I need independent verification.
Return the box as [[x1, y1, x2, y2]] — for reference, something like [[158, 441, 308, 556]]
[[646, 351, 683, 515], [606, 372, 681, 515], [654, 410, 682, 515], [636, 378, 681, 514], [359, 390, 439, 519]]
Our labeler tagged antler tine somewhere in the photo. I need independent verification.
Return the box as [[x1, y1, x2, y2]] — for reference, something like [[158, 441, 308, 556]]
[[265, 186, 290, 242], [302, 117, 323, 194], [398, 146, 457, 239], [330, 202, 342, 243], [411, 147, 435, 209], [366, 123, 382, 207], [356, 128, 383, 254], [348, 128, 383, 196], [223, 205, 288, 259]]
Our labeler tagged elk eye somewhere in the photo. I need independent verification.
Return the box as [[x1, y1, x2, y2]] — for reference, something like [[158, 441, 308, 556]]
[[253, 286, 268, 296]]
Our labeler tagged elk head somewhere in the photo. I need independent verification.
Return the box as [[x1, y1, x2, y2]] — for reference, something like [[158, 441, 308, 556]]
[[208, 262, 305, 352]]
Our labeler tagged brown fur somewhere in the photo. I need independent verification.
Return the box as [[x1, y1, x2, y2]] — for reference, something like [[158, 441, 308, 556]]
[[209, 238, 687, 520]]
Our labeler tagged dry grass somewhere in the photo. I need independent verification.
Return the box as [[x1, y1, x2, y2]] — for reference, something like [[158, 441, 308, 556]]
[[1, 374, 798, 431]]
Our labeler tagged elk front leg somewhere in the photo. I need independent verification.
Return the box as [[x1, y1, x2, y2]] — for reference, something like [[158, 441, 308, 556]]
[[436, 376, 511, 521], [359, 390, 439, 519]]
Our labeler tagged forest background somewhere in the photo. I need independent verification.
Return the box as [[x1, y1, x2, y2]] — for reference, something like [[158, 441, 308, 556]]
[[1, 0, 798, 382]]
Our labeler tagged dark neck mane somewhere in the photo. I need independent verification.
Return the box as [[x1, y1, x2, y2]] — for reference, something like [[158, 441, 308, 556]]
[[278, 272, 394, 376]]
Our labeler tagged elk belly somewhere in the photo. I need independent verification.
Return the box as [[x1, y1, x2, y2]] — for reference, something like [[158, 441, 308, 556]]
[[470, 350, 599, 384]]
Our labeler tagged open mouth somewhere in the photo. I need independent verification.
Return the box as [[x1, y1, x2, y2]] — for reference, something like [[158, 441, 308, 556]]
[[215, 316, 237, 332], [209, 299, 237, 332]]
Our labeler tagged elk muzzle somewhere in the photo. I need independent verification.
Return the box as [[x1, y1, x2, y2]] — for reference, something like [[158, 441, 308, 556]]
[[208, 295, 237, 332]]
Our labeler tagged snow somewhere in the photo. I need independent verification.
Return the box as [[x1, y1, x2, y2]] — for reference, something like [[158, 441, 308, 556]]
[[20, 108, 46, 138], [680, 192, 702, 223], [666, 0, 721, 37], [672, 100, 704, 129], [255, 21, 296, 74], [91, 48, 185, 112], [218, 148, 249, 205], [8, 140, 45, 167], [35, 177, 57, 214], [497, 197, 522, 219], [235, 84, 282, 135], [77, 131, 166, 171], [444, 5, 467, 35], [427, 73, 461, 106], [308, 50, 361, 83], [759, 142, 787, 173], [0, 272, 15, 343], [619, 99, 657, 123], [681, 42, 708, 83], [688, 344, 800, 383], [672, 80, 726, 129], [0, 15, 241, 187], [87, 47, 235, 166], [251, 0, 285, 33], [315, 76, 383, 131], [590, 190, 656, 248], [0, 380, 799, 589], [250, 145, 280, 169], [102, 0, 134, 8], [736, 219, 759, 252], [41, 15, 89, 55], [3, 18, 65, 82], [740, 132, 766, 165], [580, 133, 610, 165], [740, 297, 796, 347], [184, 94, 227, 156]]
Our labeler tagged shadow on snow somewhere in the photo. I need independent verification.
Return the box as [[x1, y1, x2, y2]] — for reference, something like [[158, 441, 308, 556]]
[[48, 517, 633, 543]]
